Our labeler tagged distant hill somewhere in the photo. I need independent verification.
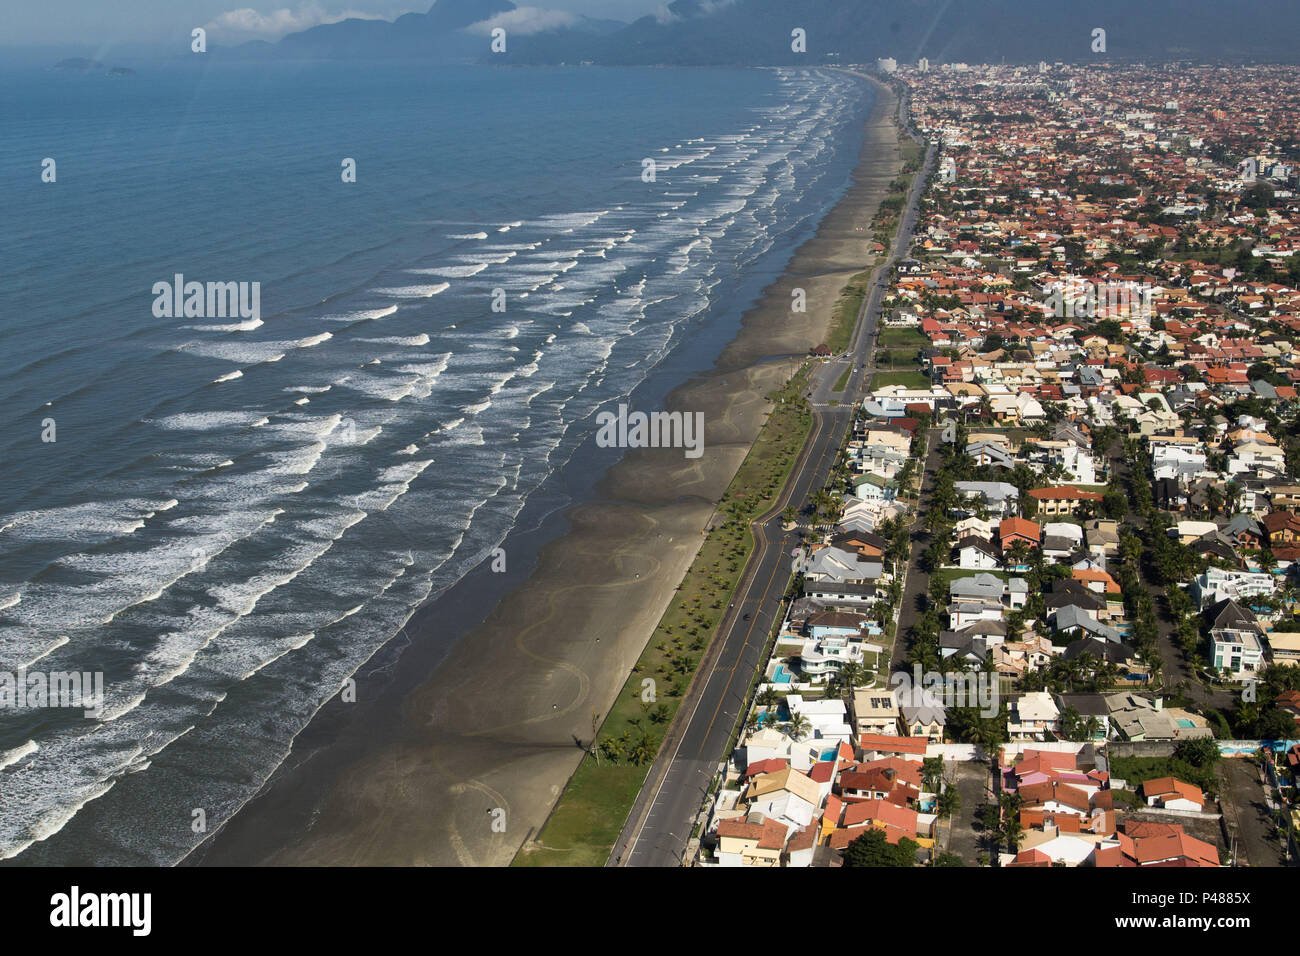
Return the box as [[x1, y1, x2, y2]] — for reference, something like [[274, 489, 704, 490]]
[[504, 0, 1300, 66], [248, 0, 1300, 65], [224, 0, 621, 61]]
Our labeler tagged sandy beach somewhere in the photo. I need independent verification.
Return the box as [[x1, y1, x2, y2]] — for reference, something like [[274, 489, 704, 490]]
[[190, 72, 902, 867]]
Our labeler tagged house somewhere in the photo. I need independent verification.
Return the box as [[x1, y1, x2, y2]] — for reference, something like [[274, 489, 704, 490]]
[[993, 633, 1061, 680], [1110, 820, 1219, 867], [898, 685, 947, 740], [1086, 519, 1121, 556], [1105, 693, 1180, 741], [1223, 513, 1265, 549], [1274, 689, 1300, 728], [967, 439, 1016, 470], [1208, 599, 1265, 677], [785, 823, 818, 868], [1028, 485, 1105, 517], [802, 547, 883, 587], [949, 572, 1028, 610], [949, 596, 1005, 631], [956, 535, 1000, 569], [1263, 509, 1300, 546], [715, 814, 789, 867], [1008, 691, 1061, 740], [1055, 692, 1112, 740], [1064, 637, 1145, 682], [999, 517, 1041, 552], [1189, 567, 1275, 610], [1071, 567, 1121, 599], [1211, 625, 1264, 677], [744, 767, 822, 830], [1141, 777, 1206, 813], [838, 765, 919, 806], [852, 688, 901, 736], [1045, 578, 1112, 619], [805, 610, 868, 641], [1266, 632, 1300, 668], [1042, 522, 1084, 560], [856, 734, 927, 762], [953, 480, 1020, 516], [835, 798, 929, 846]]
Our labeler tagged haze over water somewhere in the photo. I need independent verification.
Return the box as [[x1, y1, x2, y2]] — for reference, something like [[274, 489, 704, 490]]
[[0, 61, 872, 863]]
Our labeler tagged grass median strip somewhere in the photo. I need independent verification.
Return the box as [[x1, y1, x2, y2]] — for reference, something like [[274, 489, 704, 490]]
[[512, 366, 814, 867], [827, 270, 875, 353]]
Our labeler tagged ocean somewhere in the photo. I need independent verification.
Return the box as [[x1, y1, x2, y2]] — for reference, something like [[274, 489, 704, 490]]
[[0, 61, 873, 864]]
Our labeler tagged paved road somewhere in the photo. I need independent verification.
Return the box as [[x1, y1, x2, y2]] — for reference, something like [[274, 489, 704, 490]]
[[891, 431, 941, 673], [1108, 443, 1234, 710], [1218, 758, 1287, 867], [946, 760, 994, 866], [611, 123, 937, 867]]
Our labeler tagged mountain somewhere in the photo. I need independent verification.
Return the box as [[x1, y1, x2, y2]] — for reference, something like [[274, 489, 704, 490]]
[[242, 0, 1300, 65], [499, 0, 1300, 65], [223, 0, 518, 60]]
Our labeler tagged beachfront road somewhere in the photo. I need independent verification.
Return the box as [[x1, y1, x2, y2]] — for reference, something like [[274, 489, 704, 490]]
[[614, 371, 854, 867], [613, 134, 937, 867]]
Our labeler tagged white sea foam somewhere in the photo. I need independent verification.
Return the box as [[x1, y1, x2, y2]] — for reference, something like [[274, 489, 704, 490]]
[[376, 283, 450, 298], [356, 334, 430, 346], [0, 741, 37, 772], [408, 264, 488, 278], [320, 305, 400, 323], [185, 318, 264, 332]]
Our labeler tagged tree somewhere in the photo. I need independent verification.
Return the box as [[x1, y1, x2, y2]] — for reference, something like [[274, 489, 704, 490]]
[[937, 785, 962, 820], [842, 829, 919, 867], [836, 661, 863, 702], [627, 732, 659, 767], [931, 852, 964, 867], [1173, 736, 1220, 769], [786, 710, 811, 741], [1257, 707, 1298, 740]]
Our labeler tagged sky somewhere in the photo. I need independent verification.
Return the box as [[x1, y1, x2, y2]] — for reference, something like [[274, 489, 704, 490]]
[[1, 0, 664, 49]]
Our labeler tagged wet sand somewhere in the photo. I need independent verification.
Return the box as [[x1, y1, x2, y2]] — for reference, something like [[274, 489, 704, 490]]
[[191, 73, 901, 867]]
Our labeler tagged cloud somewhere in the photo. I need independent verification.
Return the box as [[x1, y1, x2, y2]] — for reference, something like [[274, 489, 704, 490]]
[[653, 0, 737, 25], [204, 5, 400, 42], [465, 7, 579, 37]]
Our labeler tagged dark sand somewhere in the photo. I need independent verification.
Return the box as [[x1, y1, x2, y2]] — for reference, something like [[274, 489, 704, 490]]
[[192, 74, 902, 867]]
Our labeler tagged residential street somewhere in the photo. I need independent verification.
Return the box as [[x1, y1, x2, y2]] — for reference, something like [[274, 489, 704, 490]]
[[1218, 758, 1287, 867], [612, 125, 936, 868]]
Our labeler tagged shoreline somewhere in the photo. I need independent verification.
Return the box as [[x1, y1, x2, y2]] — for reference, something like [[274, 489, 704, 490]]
[[189, 72, 901, 867]]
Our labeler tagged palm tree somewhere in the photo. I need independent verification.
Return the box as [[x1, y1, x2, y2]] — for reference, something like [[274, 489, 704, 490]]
[[922, 756, 945, 792], [837, 661, 863, 702], [628, 732, 659, 767], [786, 710, 811, 741]]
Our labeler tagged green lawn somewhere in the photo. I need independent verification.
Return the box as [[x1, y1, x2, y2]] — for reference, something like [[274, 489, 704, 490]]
[[827, 271, 874, 353], [869, 369, 930, 389], [1109, 754, 1219, 797], [513, 367, 814, 867], [877, 327, 929, 350], [833, 366, 851, 392]]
